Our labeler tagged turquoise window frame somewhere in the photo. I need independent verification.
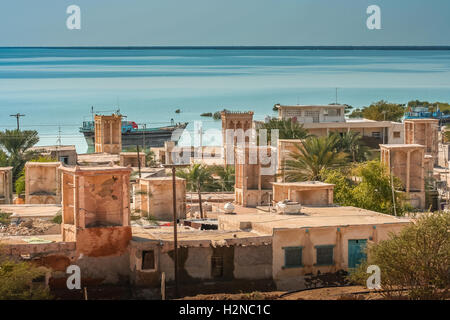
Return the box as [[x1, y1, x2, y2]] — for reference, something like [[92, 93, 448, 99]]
[[314, 245, 335, 266], [282, 246, 304, 269]]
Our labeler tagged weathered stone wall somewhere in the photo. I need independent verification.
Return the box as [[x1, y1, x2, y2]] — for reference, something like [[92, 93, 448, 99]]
[[136, 177, 186, 221], [0, 167, 13, 204], [130, 238, 273, 287], [25, 162, 61, 205]]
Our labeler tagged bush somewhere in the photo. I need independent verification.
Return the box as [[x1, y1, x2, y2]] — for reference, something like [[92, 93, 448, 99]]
[[0, 257, 52, 300], [348, 211, 450, 300], [15, 173, 25, 196], [0, 211, 12, 225], [52, 211, 62, 224]]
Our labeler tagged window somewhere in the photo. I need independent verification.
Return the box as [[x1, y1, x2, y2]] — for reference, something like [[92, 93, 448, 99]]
[[393, 131, 401, 138], [371, 132, 381, 138], [141, 250, 155, 270], [315, 245, 334, 266], [283, 246, 303, 268], [59, 156, 69, 164], [325, 109, 340, 117]]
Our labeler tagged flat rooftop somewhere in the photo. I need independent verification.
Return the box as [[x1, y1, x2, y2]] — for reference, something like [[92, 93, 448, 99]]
[[131, 225, 270, 247], [29, 145, 76, 152], [218, 206, 410, 235], [0, 205, 61, 219], [272, 181, 334, 188], [0, 234, 62, 245], [77, 153, 120, 164], [276, 104, 345, 108], [380, 144, 425, 149]]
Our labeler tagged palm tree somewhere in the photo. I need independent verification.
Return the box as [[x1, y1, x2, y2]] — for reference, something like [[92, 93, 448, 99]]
[[0, 130, 39, 183], [283, 135, 348, 182], [330, 131, 371, 162], [259, 118, 310, 143], [176, 164, 214, 219], [211, 165, 235, 191]]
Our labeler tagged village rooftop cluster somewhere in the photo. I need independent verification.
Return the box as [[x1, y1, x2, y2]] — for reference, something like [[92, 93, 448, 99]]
[[0, 103, 446, 298]]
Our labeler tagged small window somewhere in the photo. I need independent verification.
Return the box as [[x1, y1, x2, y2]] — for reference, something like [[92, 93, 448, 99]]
[[393, 131, 401, 138], [283, 246, 303, 268], [59, 156, 69, 165], [372, 132, 381, 138], [315, 245, 334, 266], [142, 250, 155, 270]]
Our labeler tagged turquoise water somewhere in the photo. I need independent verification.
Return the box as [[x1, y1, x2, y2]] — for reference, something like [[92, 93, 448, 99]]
[[1, 48, 450, 153]]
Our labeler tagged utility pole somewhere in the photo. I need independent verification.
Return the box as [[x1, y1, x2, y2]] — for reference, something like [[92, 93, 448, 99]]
[[163, 163, 189, 298], [56, 126, 62, 147], [142, 124, 147, 151], [10, 113, 25, 130], [136, 145, 141, 178], [335, 88, 338, 104]]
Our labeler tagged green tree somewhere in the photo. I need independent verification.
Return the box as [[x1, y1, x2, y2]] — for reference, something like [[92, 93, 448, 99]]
[[348, 108, 364, 118], [0, 257, 52, 300], [259, 118, 310, 143], [351, 160, 407, 215], [443, 125, 450, 143], [283, 135, 348, 182], [176, 164, 215, 218], [210, 165, 235, 191], [0, 130, 39, 184], [321, 161, 411, 216], [0, 149, 8, 167], [330, 131, 371, 162], [361, 100, 406, 122], [348, 211, 450, 300], [320, 168, 356, 206]]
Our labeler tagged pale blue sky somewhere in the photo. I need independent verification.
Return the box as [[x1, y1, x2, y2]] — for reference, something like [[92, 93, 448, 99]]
[[0, 0, 449, 46]]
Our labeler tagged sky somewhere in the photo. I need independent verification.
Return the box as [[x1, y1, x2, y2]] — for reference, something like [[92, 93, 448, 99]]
[[0, 0, 449, 46]]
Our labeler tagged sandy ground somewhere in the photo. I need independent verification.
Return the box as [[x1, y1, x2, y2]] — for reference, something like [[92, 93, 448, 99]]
[[180, 286, 386, 300]]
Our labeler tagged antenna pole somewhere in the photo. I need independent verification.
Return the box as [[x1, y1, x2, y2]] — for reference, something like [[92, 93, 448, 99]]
[[10, 113, 25, 130]]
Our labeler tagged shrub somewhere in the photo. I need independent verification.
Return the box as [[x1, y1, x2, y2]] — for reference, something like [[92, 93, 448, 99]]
[[348, 211, 450, 300], [0, 257, 52, 300]]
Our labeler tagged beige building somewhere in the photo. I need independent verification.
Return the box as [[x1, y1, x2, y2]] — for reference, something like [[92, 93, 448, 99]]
[[120, 152, 146, 167], [380, 144, 426, 209], [134, 177, 186, 221], [0, 161, 411, 294], [272, 181, 334, 206], [94, 114, 122, 154], [0, 167, 13, 204], [28, 145, 78, 165], [218, 207, 410, 290], [404, 119, 439, 165], [274, 104, 404, 146], [234, 146, 276, 207], [129, 227, 273, 287], [60, 165, 132, 257], [25, 162, 61, 204]]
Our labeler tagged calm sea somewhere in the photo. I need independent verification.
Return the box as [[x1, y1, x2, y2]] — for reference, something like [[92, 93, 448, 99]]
[[1, 47, 450, 153]]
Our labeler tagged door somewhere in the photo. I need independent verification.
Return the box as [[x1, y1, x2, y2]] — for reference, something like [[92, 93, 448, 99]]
[[348, 239, 367, 269]]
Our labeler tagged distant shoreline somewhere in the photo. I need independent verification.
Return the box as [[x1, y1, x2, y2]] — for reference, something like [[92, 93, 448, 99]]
[[1, 46, 450, 50]]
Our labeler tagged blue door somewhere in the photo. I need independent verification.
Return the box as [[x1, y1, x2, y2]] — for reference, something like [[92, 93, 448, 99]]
[[348, 239, 367, 269]]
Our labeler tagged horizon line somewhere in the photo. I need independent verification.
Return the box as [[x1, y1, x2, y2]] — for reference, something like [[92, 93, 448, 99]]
[[1, 45, 450, 50]]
